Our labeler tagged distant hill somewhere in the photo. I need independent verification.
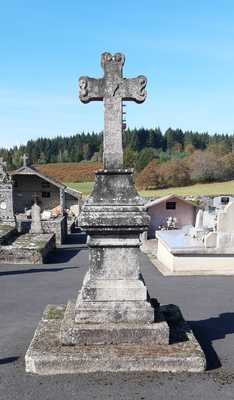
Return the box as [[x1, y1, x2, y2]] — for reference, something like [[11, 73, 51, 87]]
[[34, 161, 102, 183], [1, 127, 234, 171]]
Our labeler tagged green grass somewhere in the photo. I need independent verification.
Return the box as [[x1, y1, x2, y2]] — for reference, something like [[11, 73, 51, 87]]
[[66, 181, 94, 195], [140, 180, 234, 197], [67, 180, 234, 198]]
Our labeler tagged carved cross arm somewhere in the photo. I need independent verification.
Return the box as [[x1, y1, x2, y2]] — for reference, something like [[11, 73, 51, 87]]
[[79, 76, 104, 103], [122, 75, 147, 103]]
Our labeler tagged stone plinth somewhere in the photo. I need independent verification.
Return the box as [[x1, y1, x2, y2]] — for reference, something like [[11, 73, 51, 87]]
[[25, 303, 205, 375]]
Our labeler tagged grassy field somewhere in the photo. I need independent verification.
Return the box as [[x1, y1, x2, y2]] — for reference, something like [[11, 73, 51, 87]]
[[67, 180, 234, 197], [66, 181, 94, 195]]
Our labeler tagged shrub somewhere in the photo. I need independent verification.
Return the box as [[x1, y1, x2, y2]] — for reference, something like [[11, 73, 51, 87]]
[[135, 148, 159, 171], [220, 153, 234, 180], [158, 158, 191, 188], [187, 150, 219, 183], [136, 160, 161, 190]]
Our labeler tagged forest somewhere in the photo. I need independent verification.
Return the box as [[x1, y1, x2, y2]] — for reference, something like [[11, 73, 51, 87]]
[[1, 127, 234, 189]]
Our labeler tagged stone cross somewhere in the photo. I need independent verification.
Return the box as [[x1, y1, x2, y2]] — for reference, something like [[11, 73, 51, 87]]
[[79, 52, 147, 169], [22, 154, 29, 167]]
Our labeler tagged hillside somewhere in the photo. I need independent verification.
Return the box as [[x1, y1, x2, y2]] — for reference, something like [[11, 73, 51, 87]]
[[1, 127, 234, 170], [34, 161, 102, 183], [68, 180, 234, 197]]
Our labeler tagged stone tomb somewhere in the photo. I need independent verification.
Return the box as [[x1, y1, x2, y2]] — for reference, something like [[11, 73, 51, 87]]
[[0, 160, 55, 264], [156, 201, 234, 275], [25, 52, 205, 374]]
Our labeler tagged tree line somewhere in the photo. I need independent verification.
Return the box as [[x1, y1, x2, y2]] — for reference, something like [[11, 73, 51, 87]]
[[1, 127, 234, 175]]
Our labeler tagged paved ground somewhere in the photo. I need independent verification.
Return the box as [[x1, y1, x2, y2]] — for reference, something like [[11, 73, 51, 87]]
[[1, 234, 234, 399]]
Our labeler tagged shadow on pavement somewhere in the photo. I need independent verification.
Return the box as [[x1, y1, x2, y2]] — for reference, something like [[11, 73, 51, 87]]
[[0, 265, 79, 277], [0, 356, 19, 365], [65, 232, 87, 245], [46, 248, 81, 264], [190, 312, 234, 371]]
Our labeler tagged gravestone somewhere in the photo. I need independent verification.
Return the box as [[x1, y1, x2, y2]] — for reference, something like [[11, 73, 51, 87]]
[[21, 153, 29, 167], [195, 209, 204, 230], [0, 158, 15, 225], [30, 201, 43, 234], [25, 52, 205, 374]]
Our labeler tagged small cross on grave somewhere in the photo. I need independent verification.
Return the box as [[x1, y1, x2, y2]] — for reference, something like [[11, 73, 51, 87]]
[[22, 154, 29, 167], [79, 52, 147, 169]]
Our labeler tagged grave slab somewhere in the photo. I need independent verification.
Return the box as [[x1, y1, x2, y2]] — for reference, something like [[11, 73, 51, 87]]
[[0, 233, 55, 264]]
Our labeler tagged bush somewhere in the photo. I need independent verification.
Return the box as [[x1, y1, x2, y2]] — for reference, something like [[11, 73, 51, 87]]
[[158, 158, 191, 188], [136, 160, 161, 190], [136, 158, 191, 190], [187, 150, 220, 183], [220, 153, 234, 180], [135, 148, 159, 171]]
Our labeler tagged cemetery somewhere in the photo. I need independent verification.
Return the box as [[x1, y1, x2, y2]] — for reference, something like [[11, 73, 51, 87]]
[[145, 194, 198, 238], [0, 159, 56, 263], [0, 156, 82, 264], [12, 156, 82, 244], [2, 3, 234, 399], [151, 198, 234, 275]]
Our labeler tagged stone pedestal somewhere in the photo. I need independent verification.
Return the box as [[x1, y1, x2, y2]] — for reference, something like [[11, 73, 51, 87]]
[[75, 169, 155, 324], [25, 169, 206, 374]]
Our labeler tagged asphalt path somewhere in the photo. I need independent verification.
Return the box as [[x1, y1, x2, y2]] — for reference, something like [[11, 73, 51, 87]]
[[1, 235, 234, 399]]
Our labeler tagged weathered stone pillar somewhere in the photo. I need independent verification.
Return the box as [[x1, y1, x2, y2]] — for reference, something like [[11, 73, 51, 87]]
[[0, 158, 15, 226], [76, 169, 154, 323]]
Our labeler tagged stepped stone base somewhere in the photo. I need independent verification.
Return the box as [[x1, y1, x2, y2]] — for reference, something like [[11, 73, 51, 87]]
[[25, 303, 206, 375], [60, 300, 169, 345]]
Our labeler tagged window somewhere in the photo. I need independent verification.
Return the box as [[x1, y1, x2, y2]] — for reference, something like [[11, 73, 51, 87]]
[[221, 197, 229, 205], [42, 191, 51, 198], [41, 181, 50, 188], [166, 201, 176, 210]]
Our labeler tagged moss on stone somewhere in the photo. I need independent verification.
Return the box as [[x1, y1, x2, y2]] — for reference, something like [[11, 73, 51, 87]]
[[47, 306, 65, 320]]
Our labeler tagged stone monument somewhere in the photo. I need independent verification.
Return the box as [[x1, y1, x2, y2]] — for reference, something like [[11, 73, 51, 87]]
[[25, 52, 205, 374], [205, 201, 234, 250], [30, 200, 43, 234], [0, 158, 15, 226]]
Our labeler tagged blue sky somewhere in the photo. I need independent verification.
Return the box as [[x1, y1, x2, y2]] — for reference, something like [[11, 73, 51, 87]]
[[0, 0, 234, 148]]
